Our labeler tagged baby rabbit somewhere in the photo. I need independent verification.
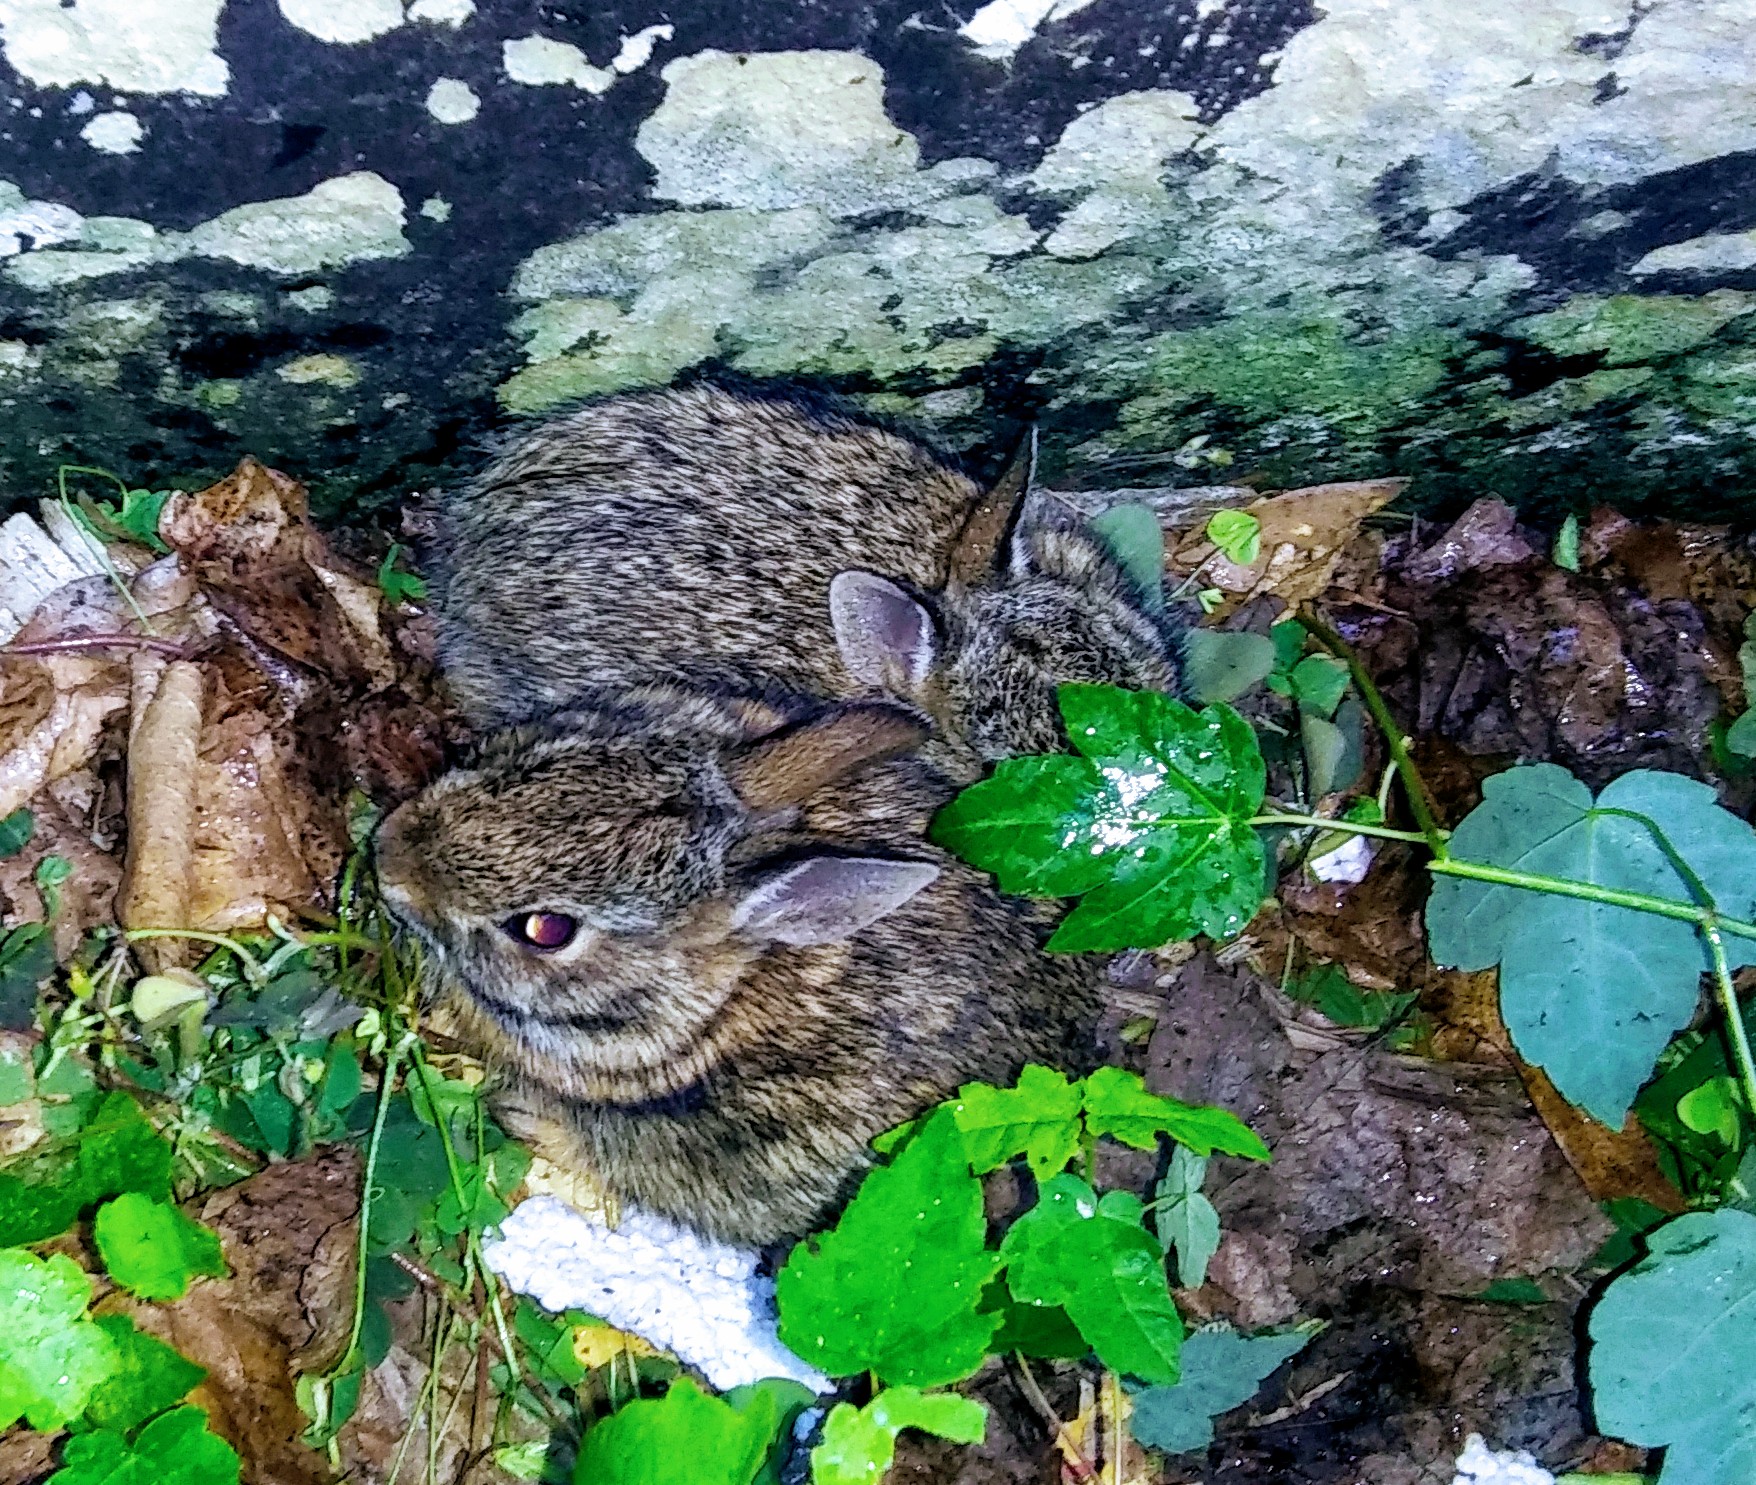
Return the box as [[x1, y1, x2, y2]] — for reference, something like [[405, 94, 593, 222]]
[[376, 689, 1099, 1245], [430, 380, 1183, 775]]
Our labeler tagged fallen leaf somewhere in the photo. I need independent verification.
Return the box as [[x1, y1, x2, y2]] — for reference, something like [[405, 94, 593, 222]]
[[573, 1322, 664, 1371]]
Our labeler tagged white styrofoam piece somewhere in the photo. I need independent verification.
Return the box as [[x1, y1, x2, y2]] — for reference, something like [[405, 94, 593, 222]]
[[483, 1195, 830, 1393], [1452, 1435, 1555, 1485]]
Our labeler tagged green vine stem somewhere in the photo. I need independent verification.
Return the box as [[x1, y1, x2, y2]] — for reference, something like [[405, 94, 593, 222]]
[[1704, 923, 1756, 1126], [1296, 609, 1447, 855], [1251, 812, 1437, 845]]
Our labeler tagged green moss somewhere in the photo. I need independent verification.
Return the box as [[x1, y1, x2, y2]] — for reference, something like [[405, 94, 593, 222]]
[[1515, 292, 1755, 368], [1672, 347, 1756, 421], [1501, 368, 1656, 431]]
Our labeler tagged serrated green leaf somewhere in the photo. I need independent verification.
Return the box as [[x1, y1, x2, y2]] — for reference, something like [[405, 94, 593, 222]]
[[0, 1249, 118, 1430], [83, 1316, 206, 1434], [952, 1066, 1083, 1182], [1155, 1147, 1220, 1289], [1082, 1068, 1268, 1161], [1129, 1325, 1314, 1454], [811, 1388, 986, 1485], [1590, 1209, 1756, 1485], [928, 755, 1120, 899], [1205, 510, 1261, 566], [573, 1377, 779, 1485], [0, 809, 34, 859], [1002, 1175, 1184, 1383], [94, 1193, 228, 1301], [49, 1404, 240, 1485], [777, 1109, 1001, 1388], [1180, 630, 1276, 705], [1427, 766, 1756, 1124], [0, 1090, 173, 1246]]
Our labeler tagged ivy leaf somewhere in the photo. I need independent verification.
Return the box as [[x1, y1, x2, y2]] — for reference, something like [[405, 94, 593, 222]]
[[1082, 1068, 1269, 1161], [572, 1377, 780, 1485], [49, 1405, 240, 1485], [1427, 766, 1756, 1124], [0, 1090, 174, 1246], [952, 1065, 1083, 1182], [1205, 510, 1261, 567], [0, 808, 33, 859], [777, 1108, 1001, 1388], [1129, 1324, 1314, 1454], [1002, 1176, 1184, 1383], [0, 1249, 118, 1430], [94, 1193, 228, 1301], [811, 1388, 986, 1485], [1589, 1209, 1756, 1485], [83, 1316, 206, 1434], [1155, 1147, 1221, 1289]]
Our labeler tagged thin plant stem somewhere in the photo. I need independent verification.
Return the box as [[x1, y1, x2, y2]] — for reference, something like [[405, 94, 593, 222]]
[[55, 473, 158, 636], [342, 1029, 416, 1367], [1251, 812, 1437, 844], [0, 634, 190, 659], [1706, 923, 1756, 1120], [123, 927, 268, 981], [1297, 608, 1447, 853]]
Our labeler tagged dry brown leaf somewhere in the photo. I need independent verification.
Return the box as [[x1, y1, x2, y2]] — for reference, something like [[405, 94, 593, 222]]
[[1169, 480, 1404, 618], [0, 795, 120, 961], [1517, 1062, 1685, 1213], [116, 659, 202, 971]]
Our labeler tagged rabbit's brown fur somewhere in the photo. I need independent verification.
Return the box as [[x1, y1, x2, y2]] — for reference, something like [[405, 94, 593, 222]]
[[377, 691, 1099, 1245], [431, 381, 1182, 777]]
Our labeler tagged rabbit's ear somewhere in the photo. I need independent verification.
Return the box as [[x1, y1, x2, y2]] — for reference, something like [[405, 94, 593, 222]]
[[830, 571, 937, 693], [730, 857, 939, 945], [949, 425, 1035, 587], [728, 703, 928, 810]]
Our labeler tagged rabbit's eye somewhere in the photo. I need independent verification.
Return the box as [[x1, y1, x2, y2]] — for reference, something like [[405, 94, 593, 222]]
[[506, 912, 578, 951]]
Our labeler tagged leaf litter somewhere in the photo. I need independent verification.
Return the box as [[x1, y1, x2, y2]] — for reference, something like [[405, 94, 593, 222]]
[[1, 449, 1753, 1484]]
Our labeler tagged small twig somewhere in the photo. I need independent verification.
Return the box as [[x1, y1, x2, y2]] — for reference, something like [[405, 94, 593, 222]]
[[1012, 1355, 1098, 1483], [0, 633, 192, 660]]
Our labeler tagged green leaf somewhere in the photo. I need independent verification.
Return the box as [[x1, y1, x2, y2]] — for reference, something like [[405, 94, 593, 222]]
[[1088, 505, 1165, 613], [1270, 619, 1306, 673], [1082, 1068, 1269, 1161], [1286, 964, 1416, 1032], [1553, 513, 1581, 573], [1002, 1175, 1184, 1383], [1299, 715, 1347, 799], [1589, 1209, 1756, 1485], [725, 1378, 819, 1485], [0, 922, 55, 1029], [1679, 1076, 1744, 1147], [83, 1316, 206, 1434], [952, 1065, 1083, 1182], [1427, 766, 1756, 1124], [1155, 1147, 1220, 1289], [49, 1405, 240, 1485], [777, 1108, 1001, 1387], [1181, 631, 1277, 705], [1727, 708, 1756, 759], [0, 809, 34, 859], [981, 1283, 1089, 1361], [1287, 656, 1349, 719], [0, 1249, 118, 1430], [932, 687, 1270, 951], [573, 1377, 780, 1485], [1129, 1324, 1314, 1454], [36, 853, 72, 918], [1205, 510, 1261, 566], [94, 1193, 228, 1301], [1592, 1197, 1671, 1270], [811, 1388, 986, 1485], [1477, 1277, 1549, 1305], [0, 1090, 173, 1246], [377, 543, 429, 606]]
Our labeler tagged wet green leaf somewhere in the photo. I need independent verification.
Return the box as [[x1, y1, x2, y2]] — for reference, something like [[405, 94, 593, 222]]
[[573, 1377, 780, 1485], [50, 1405, 240, 1485], [1082, 1068, 1268, 1161], [1002, 1176, 1184, 1383], [811, 1388, 986, 1485], [0, 1249, 118, 1430], [0, 1090, 173, 1246], [94, 1193, 228, 1301], [83, 1316, 206, 1434], [1427, 766, 1756, 1124], [777, 1108, 1000, 1387], [952, 1065, 1083, 1182]]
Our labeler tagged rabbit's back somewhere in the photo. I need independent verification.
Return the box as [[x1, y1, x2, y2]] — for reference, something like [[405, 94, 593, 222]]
[[435, 382, 980, 725]]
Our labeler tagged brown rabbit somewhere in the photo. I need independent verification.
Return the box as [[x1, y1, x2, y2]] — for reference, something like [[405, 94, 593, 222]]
[[376, 690, 1101, 1245], [430, 379, 1183, 776]]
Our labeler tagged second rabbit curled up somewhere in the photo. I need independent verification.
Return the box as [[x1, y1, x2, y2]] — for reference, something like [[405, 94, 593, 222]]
[[376, 380, 1186, 1244]]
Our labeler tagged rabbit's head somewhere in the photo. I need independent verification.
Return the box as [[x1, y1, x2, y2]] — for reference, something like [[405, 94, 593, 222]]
[[830, 444, 1184, 771], [374, 690, 939, 1100]]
